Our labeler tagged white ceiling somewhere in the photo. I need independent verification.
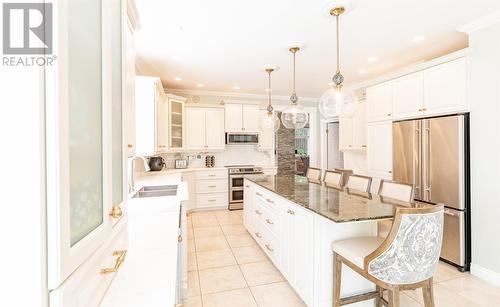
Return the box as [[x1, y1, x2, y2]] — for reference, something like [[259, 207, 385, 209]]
[[134, 0, 499, 98]]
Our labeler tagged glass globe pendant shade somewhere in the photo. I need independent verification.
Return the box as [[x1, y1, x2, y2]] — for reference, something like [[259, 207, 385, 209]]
[[281, 103, 309, 129], [319, 87, 357, 118], [260, 111, 281, 132]]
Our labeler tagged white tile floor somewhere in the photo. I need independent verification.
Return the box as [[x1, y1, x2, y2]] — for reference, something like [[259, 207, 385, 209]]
[[184, 210, 500, 307]]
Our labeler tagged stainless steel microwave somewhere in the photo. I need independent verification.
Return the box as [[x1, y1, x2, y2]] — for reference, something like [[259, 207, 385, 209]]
[[225, 133, 259, 145]]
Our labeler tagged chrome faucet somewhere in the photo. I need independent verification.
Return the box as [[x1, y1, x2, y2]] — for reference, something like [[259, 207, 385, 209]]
[[128, 155, 151, 193]]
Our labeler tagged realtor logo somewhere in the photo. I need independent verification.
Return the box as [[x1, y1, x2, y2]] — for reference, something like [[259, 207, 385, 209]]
[[3, 3, 53, 54]]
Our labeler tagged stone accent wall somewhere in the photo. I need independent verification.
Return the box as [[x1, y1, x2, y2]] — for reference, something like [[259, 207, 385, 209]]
[[276, 112, 296, 176]]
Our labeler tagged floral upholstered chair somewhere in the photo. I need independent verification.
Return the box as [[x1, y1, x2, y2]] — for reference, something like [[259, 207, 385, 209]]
[[331, 205, 444, 307]]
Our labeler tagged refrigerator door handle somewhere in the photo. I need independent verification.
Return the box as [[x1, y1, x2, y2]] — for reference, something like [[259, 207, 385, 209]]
[[414, 122, 421, 198], [424, 120, 432, 201]]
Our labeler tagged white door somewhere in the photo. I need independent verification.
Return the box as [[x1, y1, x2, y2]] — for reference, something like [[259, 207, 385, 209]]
[[46, 0, 112, 289], [281, 207, 296, 284], [156, 83, 168, 151], [242, 104, 261, 132], [424, 58, 468, 115], [243, 182, 254, 233], [124, 20, 135, 157], [205, 108, 225, 150], [367, 81, 393, 122], [367, 121, 393, 179], [169, 98, 186, 150], [338, 117, 353, 150], [225, 103, 243, 132], [393, 72, 424, 120], [186, 107, 207, 150], [351, 100, 367, 148]]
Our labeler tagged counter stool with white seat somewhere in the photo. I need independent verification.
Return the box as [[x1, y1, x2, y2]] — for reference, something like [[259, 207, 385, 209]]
[[323, 170, 344, 189], [306, 167, 322, 181], [345, 174, 372, 195], [377, 180, 415, 237], [332, 205, 444, 307]]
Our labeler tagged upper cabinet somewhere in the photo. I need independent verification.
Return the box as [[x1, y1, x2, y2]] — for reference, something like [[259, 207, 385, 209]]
[[257, 110, 274, 151], [423, 58, 468, 115], [366, 81, 393, 122], [167, 94, 187, 151], [186, 106, 225, 151], [339, 100, 367, 151], [225, 103, 260, 133], [367, 57, 468, 122], [135, 76, 167, 155], [393, 72, 424, 119]]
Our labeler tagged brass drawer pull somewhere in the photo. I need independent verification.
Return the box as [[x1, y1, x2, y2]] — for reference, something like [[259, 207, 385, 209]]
[[208, 174, 216, 177], [101, 250, 127, 275], [256, 192, 263, 196], [265, 244, 274, 252], [265, 219, 274, 225], [255, 210, 262, 215], [109, 205, 123, 219], [127, 144, 133, 148], [208, 199, 216, 202], [178, 235, 183, 242], [208, 185, 217, 188], [245, 185, 250, 188], [287, 209, 295, 215], [255, 232, 262, 238], [265, 198, 274, 204]]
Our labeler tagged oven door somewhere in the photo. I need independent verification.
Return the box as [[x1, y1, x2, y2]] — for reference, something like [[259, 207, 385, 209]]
[[230, 176, 245, 189], [230, 188, 244, 204]]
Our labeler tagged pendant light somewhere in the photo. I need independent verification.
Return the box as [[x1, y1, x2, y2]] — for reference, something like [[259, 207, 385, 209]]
[[319, 6, 357, 119], [281, 47, 309, 129], [260, 67, 281, 132]]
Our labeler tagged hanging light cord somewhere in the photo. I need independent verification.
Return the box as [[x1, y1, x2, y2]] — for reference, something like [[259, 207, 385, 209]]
[[336, 13, 340, 73], [267, 69, 272, 115], [292, 50, 296, 94]]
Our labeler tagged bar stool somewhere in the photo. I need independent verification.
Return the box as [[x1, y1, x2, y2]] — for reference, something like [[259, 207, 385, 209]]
[[345, 174, 372, 194], [306, 167, 322, 181], [377, 180, 415, 237], [332, 205, 444, 307], [323, 170, 344, 189]]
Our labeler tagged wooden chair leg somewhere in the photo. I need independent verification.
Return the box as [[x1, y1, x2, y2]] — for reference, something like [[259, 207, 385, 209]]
[[333, 253, 342, 307], [422, 278, 435, 307], [388, 287, 400, 307], [375, 285, 383, 307]]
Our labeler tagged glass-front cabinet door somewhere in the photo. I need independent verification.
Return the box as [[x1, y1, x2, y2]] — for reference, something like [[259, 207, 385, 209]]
[[46, 0, 116, 289], [168, 95, 187, 150]]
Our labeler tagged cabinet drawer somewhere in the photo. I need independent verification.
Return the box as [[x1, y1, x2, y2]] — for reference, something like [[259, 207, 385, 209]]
[[254, 187, 280, 212], [49, 221, 127, 307], [196, 192, 228, 208], [196, 170, 228, 180], [196, 179, 228, 193], [254, 198, 280, 237], [254, 220, 280, 267]]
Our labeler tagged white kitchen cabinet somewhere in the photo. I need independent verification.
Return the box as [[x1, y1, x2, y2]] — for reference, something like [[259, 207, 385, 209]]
[[167, 94, 187, 151], [339, 100, 366, 151], [225, 103, 260, 132], [281, 204, 314, 306], [243, 181, 254, 233], [367, 121, 393, 179], [257, 110, 274, 151], [124, 18, 136, 157], [393, 72, 424, 119], [186, 106, 225, 151], [424, 58, 468, 115], [366, 81, 393, 122], [135, 76, 167, 155], [194, 169, 228, 209]]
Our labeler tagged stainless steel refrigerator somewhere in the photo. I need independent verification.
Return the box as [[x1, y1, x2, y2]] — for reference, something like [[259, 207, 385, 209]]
[[393, 114, 470, 271]]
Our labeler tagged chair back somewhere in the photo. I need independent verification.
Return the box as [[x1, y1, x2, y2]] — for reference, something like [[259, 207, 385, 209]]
[[306, 167, 322, 181], [365, 205, 444, 285], [334, 168, 353, 186], [346, 174, 372, 193], [323, 170, 343, 189], [378, 180, 414, 203]]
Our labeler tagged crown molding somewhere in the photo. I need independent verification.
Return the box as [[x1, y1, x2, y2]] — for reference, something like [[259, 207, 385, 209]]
[[457, 11, 500, 34], [163, 88, 319, 103]]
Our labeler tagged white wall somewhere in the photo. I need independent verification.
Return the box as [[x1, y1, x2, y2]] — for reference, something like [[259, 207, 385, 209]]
[[468, 22, 500, 284]]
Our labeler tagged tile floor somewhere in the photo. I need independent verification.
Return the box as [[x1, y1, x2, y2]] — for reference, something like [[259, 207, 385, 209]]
[[184, 210, 500, 307]]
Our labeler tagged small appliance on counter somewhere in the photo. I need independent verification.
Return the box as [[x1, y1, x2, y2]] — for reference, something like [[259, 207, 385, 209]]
[[175, 159, 188, 169], [148, 156, 165, 171], [205, 155, 215, 168]]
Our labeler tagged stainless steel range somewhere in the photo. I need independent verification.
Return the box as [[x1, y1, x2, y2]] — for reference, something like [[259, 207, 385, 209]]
[[226, 165, 263, 210]]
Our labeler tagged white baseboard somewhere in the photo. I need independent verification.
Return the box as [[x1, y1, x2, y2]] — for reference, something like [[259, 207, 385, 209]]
[[471, 263, 500, 287]]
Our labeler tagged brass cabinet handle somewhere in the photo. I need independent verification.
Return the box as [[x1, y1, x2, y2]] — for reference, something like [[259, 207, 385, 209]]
[[265, 244, 274, 252], [208, 185, 217, 188], [178, 235, 183, 242], [265, 198, 274, 204], [255, 232, 262, 238], [287, 209, 295, 215], [109, 205, 123, 219], [255, 210, 262, 215], [387, 113, 391, 116], [418, 108, 422, 111], [422, 108, 427, 111], [245, 185, 250, 188], [208, 199, 216, 202], [361, 145, 367, 148], [127, 144, 133, 148], [101, 250, 127, 275], [158, 145, 166, 148], [208, 174, 216, 177], [388, 170, 392, 174], [265, 218, 274, 225], [256, 192, 263, 196]]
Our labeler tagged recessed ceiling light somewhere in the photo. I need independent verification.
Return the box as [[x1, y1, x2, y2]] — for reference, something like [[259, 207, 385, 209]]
[[172, 56, 181, 61], [233, 86, 240, 90], [367, 57, 377, 62], [174, 77, 182, 81], [412, 35, 425, 42], [359, 69, 367, 74], [196, 83, 204, 87]]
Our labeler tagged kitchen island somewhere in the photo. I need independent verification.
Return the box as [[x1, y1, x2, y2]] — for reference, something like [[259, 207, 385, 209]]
[[243, 175, 423, 307]]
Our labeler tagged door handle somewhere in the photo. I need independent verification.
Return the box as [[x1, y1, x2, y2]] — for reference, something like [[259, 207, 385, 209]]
[[255, 232, 262, 238], [265, 218, 274, 225], [255, 210, 262, 215], [265, 244, 274, 252], [256, 192, 263, 196], [265, 198, 274, 204], [101, 250, 127, 275], [109, 205, 123, 219]]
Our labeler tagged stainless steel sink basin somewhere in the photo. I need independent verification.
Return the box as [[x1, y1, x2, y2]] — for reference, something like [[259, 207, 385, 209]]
[[132, 185, 178, 198]]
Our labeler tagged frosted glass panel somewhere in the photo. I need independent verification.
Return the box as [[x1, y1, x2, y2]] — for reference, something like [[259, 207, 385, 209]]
[[69, 0, 103, 246]]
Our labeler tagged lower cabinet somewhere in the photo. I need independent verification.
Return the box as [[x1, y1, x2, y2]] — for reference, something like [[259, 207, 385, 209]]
[[245, 180, 313, 306]]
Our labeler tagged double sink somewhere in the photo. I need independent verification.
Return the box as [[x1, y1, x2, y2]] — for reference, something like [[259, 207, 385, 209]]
[[133, 185, 178, 198]]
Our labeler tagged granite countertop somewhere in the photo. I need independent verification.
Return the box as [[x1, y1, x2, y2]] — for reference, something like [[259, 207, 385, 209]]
[[245, 174, 429, 223]]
